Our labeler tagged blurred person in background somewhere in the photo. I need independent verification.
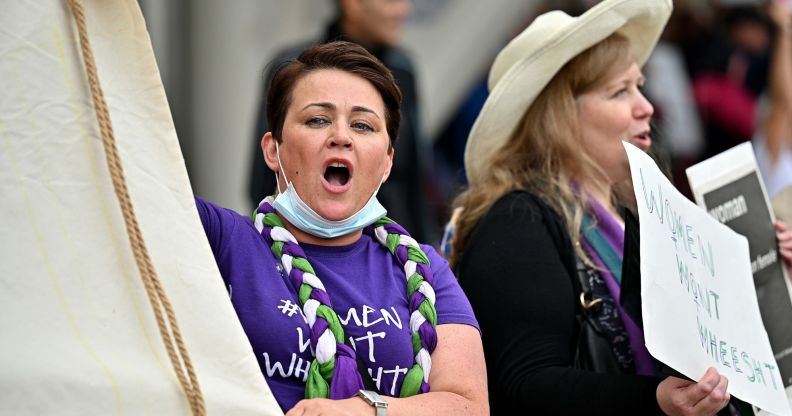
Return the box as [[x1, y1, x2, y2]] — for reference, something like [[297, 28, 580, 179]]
[[642, 3, 707, 197], [747, 0, 792, 277], [248, 0, 436, 243], [692, 1, 774, 159], [685, 0, 792, 269], [448, 0, 734, 414], [752, 0, 792, 221]]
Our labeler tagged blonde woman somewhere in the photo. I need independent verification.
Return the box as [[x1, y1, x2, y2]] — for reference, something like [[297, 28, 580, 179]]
[[450, 1, 730, 414]]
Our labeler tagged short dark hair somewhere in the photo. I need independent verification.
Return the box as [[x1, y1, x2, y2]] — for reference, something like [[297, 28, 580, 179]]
[[267, 41, 402, 148]]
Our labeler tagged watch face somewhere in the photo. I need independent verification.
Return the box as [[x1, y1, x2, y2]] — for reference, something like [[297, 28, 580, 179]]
[[358, 390, 387, 407], [358, 390, 371, 402]]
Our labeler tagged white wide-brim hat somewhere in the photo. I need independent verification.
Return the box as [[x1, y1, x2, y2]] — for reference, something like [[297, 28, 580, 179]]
[[464, 0, 672, 185]]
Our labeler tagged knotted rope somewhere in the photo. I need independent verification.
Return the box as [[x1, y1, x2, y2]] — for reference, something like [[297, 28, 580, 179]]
[[254, 197, 437, 398], [65, 0, 205, 413]]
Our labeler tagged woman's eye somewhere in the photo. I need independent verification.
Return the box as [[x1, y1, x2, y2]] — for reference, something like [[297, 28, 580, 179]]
[[351, 122, 374, 132], [306, 117, 329, 127], [612, 88, 628, 98]]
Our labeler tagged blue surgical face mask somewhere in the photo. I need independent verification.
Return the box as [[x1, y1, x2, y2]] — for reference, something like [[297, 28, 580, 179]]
[[271, 141, 387, 239]]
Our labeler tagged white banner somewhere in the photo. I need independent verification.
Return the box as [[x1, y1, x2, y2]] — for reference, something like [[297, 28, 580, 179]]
[[625, 142, 791, 415], [0, 1, 282, 414]]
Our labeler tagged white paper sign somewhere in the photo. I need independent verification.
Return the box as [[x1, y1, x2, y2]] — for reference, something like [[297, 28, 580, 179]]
[[625, 142, 791, 415], [0, 1, 282, 414]]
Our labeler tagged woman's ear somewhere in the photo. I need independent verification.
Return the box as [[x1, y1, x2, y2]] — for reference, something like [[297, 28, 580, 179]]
[[382, 146, 394, 183], [262, 132, 279, 173]]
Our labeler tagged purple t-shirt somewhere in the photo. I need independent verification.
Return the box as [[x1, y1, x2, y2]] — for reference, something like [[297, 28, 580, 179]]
[[195, 197, 479, 411]]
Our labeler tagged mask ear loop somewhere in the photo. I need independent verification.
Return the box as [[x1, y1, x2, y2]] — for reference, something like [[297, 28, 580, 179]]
[[274, 140, 289, 195], [378, 146, 393, 187], [361, 167, 389, 210]]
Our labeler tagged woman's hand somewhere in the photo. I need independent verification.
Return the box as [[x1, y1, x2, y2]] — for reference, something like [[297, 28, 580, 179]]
[[776, 220, 792, 278], [656, 367, 730, 416], [286, 397, 372, 416]]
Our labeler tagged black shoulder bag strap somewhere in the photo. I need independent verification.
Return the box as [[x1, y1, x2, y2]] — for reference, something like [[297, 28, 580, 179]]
[[574, 254, 603, 325], [573, 253, 626, 374]]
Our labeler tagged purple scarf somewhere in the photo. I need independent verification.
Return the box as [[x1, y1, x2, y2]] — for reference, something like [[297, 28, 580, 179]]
[[582, 197, 655, 376]]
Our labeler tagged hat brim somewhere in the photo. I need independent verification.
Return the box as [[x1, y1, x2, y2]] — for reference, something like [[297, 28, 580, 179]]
[[464, 0, 673, 185]]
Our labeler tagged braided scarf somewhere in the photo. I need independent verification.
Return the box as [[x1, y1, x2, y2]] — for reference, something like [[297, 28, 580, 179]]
[[253, 196, 438, 399]]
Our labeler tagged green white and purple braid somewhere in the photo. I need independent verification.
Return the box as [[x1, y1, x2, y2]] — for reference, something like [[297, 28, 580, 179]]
[[253, 196, 438, 399]]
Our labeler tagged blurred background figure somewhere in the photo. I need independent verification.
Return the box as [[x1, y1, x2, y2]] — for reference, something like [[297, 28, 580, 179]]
[[684, 0, 792, 219], [753, 0, 792, 221], [691, 3, 772, 160], [139, 0, 536, 248], [247, 0, 438, 242], [139, 0, 791, 243], [641, 1, 709, 196]]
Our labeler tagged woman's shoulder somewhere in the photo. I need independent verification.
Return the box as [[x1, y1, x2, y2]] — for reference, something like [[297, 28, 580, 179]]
[[460, 189, 572, 267], [484, 190, 563, 226], [418, 243, 448, 270], [195, 196, 252, 227], [194, 196, 259, 256]]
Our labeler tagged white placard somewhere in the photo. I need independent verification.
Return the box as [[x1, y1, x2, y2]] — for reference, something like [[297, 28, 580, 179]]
[[687, 142, 792, 414], [0, 1, 282, 414], [625, 142, 791, 415]]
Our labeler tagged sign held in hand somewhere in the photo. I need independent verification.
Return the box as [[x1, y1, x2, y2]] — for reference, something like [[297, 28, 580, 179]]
[[625, 142, 791, 415]]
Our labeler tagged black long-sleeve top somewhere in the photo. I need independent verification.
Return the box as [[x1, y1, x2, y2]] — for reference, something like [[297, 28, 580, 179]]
[[456, 191, 664, 415]]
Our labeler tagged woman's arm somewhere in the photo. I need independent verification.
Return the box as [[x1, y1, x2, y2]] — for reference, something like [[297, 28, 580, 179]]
[[379, 324, 488, 415], [285, 324, 488, 416], [764, 0, 792, 163]]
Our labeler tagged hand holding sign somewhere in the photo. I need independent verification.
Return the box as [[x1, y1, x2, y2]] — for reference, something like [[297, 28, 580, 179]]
[[624, 142, 792, 415], [657, 367, 730, 416], [776, 221, 792, 279]]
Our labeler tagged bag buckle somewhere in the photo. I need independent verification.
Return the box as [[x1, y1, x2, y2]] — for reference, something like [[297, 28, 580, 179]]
[[579, 292, 603, 311]]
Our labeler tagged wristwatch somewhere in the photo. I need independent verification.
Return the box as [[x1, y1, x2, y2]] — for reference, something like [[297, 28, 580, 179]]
[[356, 389, 388, 416]]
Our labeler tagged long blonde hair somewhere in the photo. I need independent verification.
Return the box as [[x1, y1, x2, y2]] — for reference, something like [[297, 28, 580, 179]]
[[450, 33, 633, 268]]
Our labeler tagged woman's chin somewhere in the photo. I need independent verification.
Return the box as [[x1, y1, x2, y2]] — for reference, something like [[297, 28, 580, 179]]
[[314, 203, 357, 222]]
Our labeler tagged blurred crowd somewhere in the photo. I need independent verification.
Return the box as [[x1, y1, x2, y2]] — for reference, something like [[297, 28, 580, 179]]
[[211, 1, 792, 413], [250, 0, 792, 247]]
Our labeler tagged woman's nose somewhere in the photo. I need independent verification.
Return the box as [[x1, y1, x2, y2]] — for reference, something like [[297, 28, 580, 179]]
[[634, 91, 654, 119], [329, 124, 353, 148]]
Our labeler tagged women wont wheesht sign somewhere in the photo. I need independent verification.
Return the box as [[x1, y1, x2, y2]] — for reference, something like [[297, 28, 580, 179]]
[[624, 143, 791, 415]]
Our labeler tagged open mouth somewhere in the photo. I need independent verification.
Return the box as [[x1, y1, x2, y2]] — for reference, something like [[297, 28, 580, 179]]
[[323, 162, 350, 186], [629, 133, 652, 151]]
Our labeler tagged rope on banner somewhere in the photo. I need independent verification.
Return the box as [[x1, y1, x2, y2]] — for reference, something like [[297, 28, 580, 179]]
[[65, 0, 206, 413]]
